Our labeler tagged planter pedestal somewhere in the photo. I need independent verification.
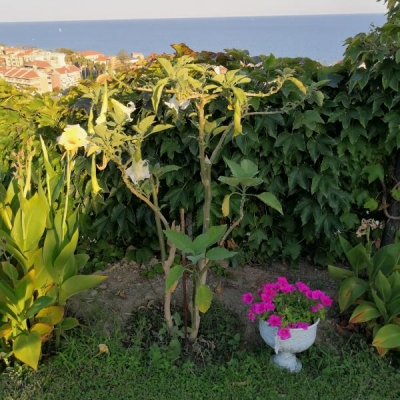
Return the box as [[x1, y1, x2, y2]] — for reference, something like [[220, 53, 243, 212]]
[[259, 319, 320, 373]]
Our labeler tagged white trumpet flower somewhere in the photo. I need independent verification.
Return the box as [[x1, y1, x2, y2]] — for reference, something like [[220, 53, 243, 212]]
[[126, 159, 150, 184]]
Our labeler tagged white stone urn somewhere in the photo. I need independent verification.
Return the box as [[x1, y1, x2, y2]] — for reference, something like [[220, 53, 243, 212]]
[[259, 318, 320, 373]]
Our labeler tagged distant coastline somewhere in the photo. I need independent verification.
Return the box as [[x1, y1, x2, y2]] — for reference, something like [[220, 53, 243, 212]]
[[0, 14, 386, 64]]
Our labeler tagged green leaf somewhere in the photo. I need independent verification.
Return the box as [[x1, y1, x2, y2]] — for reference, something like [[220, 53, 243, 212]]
[[349, 302, 381, 323], [346, 243, 372, 275], [192, 225, 227, 254], [218, 176, 261, 188], [372, 243, 400, 278], [223, 157, 247, 178], [362, 164, 384, 184], [338, 276, 368, 312], [375, 271, 392, 303], [206, 247, 238, 260], [372, 325, 400, 349], [371, 289, 388, 322], [256, 192, 283, 215], [13, 331, 42, 370], [163, 230, 194, 254], [35, 306, 64, 325], [25, 296, 54, 320], [60, 317, 80, 331], [195, 284, 213, 313], [59, 275, 107, 304], [327, 265, 355, 281], [166, 265, 184, 292]]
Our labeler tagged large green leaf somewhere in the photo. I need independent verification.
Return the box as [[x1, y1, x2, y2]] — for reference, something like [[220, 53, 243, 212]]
[[35, 306, 64, 325], [13, 331, 42, 370], [59, 275, 107, 304], [25, 296, 54, 320], [256, 192, 283, 215], [371, 289, 388, 322], [327, 265, 355, 281], [192, 225, 227, 254], [373, 244, 400, 278], [372, 325, 400, 349], [375, 271, 392, 303], [338, 276, 368, 312], [349, 301, 381, 323], [206, 247, 238, 260], [345, 243, 371, 275], [163, 230, 194, 254], [166, 265, 184, 292], [195, 284, 213, 313]]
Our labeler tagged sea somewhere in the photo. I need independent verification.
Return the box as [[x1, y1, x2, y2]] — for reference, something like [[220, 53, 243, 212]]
[[0, 14, 386, 65]]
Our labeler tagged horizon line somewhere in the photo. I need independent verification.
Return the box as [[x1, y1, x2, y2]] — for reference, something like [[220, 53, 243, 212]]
[[0, 12, 387, 24]]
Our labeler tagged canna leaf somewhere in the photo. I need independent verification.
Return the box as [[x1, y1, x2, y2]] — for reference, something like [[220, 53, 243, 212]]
[[372, 324, 400, 350], [349, 302, 381, 323], [13, 331, 42, 370]]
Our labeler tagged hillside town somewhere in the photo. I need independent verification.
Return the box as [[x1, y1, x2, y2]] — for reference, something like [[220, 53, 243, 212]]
[[0, 46, 144, 93]]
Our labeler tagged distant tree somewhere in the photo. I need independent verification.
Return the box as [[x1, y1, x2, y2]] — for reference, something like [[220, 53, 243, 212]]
[[116, 50, 131, 66]]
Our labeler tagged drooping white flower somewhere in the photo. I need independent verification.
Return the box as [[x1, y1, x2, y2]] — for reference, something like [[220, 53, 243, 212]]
[[164, 95, 190, 113], [57, 124, 89, 155], [126, 159, 150, 184], [358, 61, 367, 70], [111, 99, 136, 122], [213, 65, 228, 75]]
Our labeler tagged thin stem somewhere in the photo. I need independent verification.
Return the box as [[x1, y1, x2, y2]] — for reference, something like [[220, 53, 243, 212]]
[[220, 190, 246, 246], [151, 176, 166, 262], [61, 152, 71, 242], [116, 161, 170, 231]]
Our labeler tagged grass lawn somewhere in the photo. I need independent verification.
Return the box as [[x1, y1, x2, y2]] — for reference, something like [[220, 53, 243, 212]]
[[1, 303, 399, 400]]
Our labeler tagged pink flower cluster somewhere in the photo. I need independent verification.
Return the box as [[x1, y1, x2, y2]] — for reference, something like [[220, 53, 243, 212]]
[[242, 277, 333, 340]]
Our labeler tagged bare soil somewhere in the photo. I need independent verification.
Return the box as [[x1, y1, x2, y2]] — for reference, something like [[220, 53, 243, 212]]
[[67, 259, 345, 348]]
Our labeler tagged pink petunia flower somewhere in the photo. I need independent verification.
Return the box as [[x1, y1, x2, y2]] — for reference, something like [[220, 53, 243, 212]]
[[311, 290, 324, 300], [296, 281, 310, 293], [311, 303, 324, 313], [277, 328, 291, 340], [267, 314, 282, 327], [242, 292, 254, 304], [321, 295, 333, 306]]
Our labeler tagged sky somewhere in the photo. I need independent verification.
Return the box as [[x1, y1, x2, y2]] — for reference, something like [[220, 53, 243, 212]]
[[0, 0, 387, 23]]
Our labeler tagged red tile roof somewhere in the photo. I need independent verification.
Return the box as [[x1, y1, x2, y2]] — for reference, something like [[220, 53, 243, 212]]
[[55, 65, 80, 74], [5, 67, 40, 80], [25, 60, 52, 69], [80, 50, 104, 56]]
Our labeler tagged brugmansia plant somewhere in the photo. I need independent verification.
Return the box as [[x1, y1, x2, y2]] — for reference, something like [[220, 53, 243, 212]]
[[82, 53, 308, 341], [0, 134, 106, 370], [328, 219, 400, 356]]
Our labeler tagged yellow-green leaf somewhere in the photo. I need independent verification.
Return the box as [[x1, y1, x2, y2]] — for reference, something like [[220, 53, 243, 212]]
[[372, 324, 400, 350], [222, 194, 231, 217], [35, 306, 64, 326], [349, 302, 381, 323], [195, 284, 213, 313], [288, 77, 307, 94], [30, 322, 54, 340], [13, 331, 41, 370]]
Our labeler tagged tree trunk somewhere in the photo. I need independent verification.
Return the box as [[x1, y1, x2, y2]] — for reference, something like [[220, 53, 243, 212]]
[[381, 149, 400, 246]]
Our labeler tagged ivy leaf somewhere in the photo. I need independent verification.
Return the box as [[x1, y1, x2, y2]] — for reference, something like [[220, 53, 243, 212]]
[[364, 198, 379, 211], [362, 164, 384, 184]]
